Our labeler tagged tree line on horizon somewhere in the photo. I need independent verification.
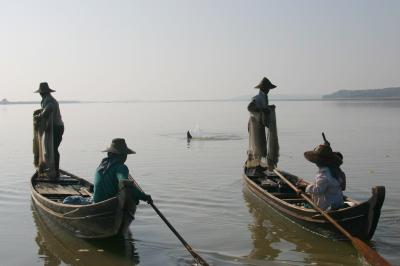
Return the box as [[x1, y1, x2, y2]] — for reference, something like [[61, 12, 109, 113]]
[[323, 87, 400, 99]]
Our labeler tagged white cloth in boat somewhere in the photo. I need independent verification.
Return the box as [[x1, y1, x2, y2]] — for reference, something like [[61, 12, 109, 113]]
[[305, 167, 344, 210]]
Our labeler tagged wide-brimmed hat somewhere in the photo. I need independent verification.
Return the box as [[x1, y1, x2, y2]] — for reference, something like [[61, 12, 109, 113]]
[[304, 133, 342, 167], [103, 138, 136, 155], [34, 82, 56, 93], [254, 77, 276, 90]]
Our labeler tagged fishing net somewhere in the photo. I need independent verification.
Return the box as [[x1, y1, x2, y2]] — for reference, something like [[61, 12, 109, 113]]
[[33, 109, 56, 179], [246, 107, 279, 168], [266, 108, 279, 167]]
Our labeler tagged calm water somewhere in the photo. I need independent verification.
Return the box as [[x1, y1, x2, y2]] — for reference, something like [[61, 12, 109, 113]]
[[0, 100, 399, 266]]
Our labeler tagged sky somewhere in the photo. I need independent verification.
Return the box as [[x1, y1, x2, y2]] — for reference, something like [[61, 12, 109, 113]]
[[0, 0, 399, 101]]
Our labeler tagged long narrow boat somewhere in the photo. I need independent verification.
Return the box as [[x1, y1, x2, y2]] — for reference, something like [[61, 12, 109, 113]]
[[31, 169, 138, 239], [243, 167, 385, 240]]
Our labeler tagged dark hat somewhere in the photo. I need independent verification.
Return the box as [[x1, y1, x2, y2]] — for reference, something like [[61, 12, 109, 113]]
[[304, 133, 342, 167], [103, 138, 136, 155], [34, 82, 56, 93], [254, 77, 276, 90]]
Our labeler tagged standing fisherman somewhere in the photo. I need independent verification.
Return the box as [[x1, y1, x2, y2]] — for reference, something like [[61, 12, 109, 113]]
[[246, 77, 279, 174], [34, 82, 64, 178]]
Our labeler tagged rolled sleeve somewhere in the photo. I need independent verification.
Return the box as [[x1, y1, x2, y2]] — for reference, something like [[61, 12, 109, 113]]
[[247, 100, 259, 112], [116, 166, 147, 201], [116, 165, 129, 181]]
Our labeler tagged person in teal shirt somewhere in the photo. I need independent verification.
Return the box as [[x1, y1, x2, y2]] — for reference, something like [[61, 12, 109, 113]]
[[93, 138, 152, 204]]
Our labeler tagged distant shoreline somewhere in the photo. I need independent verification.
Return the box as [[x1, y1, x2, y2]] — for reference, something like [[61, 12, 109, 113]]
[[3, 86, 400, 105], [320, 97, 400, 101], [0, 100, 81, 105], [2, 98, 400, 105], [323, 87, 400, 99]]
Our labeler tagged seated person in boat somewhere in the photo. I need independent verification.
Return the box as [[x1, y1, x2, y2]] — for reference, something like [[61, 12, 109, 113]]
[[301, 134, 345, 210], [93, 138, 152, 204]]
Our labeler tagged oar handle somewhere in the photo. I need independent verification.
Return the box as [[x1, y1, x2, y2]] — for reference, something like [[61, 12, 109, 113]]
[[273, 169, 391, 266], [149, 201, 191, 248], [128, 175, 210, 266], [148, 201, 207, 263]]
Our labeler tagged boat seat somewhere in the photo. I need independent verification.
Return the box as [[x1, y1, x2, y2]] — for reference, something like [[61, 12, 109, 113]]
[[35, 183, 80, 196], [282, 198, 307, 206], [79, 187, 92, 196], [59, 178, 80, 184], [270, 192, 298, 199], [35, 177, 80, 185], [282, 198, 305, 202], [343, 201, 357, 207], [260, 179, 279, 190]]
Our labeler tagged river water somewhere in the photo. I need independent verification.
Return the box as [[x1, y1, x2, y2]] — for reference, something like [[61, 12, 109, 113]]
[[0, 100, 399, 266]]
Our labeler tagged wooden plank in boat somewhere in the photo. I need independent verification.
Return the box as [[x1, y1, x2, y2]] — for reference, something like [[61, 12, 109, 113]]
[[282, 198, 306, 203], [270, 192, 299, 199], [59, 178, 80, 183], [35, 183, 80, 195], [79, 187, 92, 196], [36, 177, 80, 184], [260, 179, 278, 189]]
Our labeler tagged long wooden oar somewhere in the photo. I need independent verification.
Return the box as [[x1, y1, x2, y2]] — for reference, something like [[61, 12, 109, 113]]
[[273, 169, 391, 266], [128, 175, 209, 266]]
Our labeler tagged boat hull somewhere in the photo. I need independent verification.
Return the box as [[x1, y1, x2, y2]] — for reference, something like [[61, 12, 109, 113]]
[[31, 169, 137, 239], [243, 169, 385, 240]]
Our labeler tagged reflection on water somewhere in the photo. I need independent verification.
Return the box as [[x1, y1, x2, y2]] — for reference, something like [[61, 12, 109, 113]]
[[242, 188, 364, 265], [32, 204, 139, 266], [243, 192, 280, 261]]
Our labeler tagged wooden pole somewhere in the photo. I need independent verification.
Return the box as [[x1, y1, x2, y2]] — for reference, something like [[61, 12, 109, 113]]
[[273, 169, 391, 266], [128, 175, 210, 266]]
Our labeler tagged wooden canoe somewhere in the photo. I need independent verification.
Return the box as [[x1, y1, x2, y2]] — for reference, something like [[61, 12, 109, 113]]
[[31, 169, 138, 239], [243, 167, 385, 240]]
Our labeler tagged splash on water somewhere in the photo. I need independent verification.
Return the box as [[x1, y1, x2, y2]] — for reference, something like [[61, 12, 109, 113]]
[[187, 125, 242, 141], [190, 124, 203, 139]]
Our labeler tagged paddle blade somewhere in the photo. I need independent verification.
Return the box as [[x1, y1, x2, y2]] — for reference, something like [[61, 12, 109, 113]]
[[190, 250, 210, 266], [351, 237, 391, 266]]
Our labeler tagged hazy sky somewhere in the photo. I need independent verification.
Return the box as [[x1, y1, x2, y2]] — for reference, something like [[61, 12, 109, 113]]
[[1, 0, 399, 101]]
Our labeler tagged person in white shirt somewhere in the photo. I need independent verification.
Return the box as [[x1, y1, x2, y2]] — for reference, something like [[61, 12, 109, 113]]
[[303, 134, 345, 210]]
